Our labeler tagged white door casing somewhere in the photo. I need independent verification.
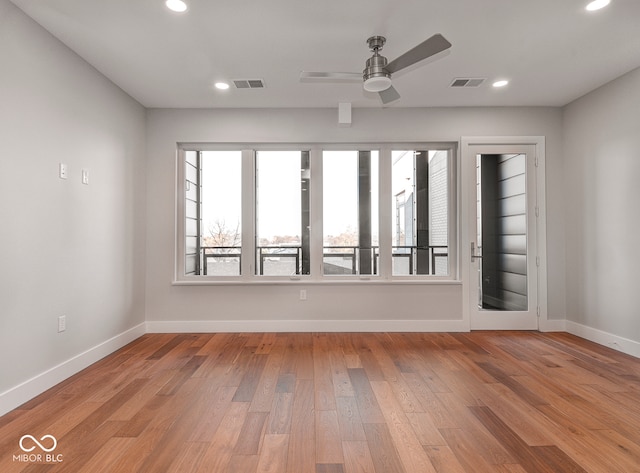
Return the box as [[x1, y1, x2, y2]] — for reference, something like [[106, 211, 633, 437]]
[[461, 137, 548, 330]]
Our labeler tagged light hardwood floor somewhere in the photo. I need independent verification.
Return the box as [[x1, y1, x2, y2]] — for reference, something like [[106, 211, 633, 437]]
[[2, 331, 640, 472]]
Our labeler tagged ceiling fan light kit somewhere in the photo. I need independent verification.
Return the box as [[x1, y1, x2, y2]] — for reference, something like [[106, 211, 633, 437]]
[[301, 33, 452, 105], [364, 76, 392, 92]]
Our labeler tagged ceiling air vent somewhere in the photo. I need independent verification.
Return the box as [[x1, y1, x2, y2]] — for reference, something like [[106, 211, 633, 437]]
[[233, 79, 265, 89], [450, 78, 485, 88]]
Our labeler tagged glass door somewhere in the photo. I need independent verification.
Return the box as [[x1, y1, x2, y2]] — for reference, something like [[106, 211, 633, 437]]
[[467, 144, 539, 329]]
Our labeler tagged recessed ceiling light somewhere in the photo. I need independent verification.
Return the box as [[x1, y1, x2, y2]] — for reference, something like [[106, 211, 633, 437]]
[[214, 82, 230, 90], [492, 80, 509, 88], [586, 0, 610, 11], [165, 0, 187, 13]]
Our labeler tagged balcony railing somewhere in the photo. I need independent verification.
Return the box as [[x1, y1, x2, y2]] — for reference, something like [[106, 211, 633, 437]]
[[324, 245, 448, 275], [202, 246, 241, 276], [322, 246, 377, 275], [199, 245, 448, 276], [257, 246, 303, 276], [391, 245, 448, 275]]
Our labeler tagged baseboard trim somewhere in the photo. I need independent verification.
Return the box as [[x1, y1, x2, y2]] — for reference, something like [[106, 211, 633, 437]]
[[145, 319, 470, 333], [0, 323, 146, 417], [566, 321, 640, 359], [539, 318, 566, 332]]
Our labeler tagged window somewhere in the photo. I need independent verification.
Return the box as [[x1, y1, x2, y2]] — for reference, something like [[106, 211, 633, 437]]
[[176, 144, 456, 282], [392, 149, 450, 276], [187, 151, 243, 276], [256, 151, 310, 276], [323, 151, 379, 275]]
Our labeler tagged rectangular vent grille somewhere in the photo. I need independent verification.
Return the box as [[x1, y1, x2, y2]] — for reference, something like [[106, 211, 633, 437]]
[[233, 79, 265, 89], [450, 78, 485, 88]]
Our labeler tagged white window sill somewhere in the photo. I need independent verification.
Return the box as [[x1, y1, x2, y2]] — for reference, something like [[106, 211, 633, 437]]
[[172, 277, 462, 286]]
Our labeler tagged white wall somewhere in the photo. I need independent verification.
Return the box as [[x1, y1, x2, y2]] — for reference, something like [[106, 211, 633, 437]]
[[146, 106, 566, 329], [563, 66, 640, 348], [0, 0, 147, 412]]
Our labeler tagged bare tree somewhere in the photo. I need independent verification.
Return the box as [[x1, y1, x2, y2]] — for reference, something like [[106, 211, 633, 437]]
[[325, 226, 358, 251], [203, 219, 241, 252]]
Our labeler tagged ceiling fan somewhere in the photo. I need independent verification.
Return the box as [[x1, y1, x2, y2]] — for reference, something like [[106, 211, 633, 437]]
[[300, 34, 452, 104]]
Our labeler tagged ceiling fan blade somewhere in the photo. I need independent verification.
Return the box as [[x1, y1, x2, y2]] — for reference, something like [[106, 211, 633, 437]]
[[300, 71, 362, 82], [385, 34, 452, 74], [379, 85, 401, 104]]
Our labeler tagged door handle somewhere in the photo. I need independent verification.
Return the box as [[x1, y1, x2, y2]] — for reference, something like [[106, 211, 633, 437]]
[[471, 242, 483, 262]]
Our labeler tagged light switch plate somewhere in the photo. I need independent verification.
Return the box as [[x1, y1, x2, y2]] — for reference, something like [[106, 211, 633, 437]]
[[58, 315, 66, 332]]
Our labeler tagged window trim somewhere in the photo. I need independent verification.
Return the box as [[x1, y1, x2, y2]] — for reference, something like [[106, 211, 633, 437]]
[[175, 142, 458, 284]]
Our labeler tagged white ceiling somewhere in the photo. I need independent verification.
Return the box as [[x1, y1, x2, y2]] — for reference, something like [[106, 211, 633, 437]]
[[10, 0, 640, 109]]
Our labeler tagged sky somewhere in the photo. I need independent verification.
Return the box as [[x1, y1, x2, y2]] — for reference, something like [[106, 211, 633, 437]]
[[200, 150, 380, 241]]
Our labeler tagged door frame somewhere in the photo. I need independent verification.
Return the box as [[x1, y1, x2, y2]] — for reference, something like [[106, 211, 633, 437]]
[[460, 136, 548, 330]]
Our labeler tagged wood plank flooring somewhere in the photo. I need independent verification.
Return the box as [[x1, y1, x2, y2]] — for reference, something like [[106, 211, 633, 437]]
[[2, 332, 640, 472]]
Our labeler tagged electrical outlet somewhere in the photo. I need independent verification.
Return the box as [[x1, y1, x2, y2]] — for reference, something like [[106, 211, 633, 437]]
[[299, 289, 307, 301], [82, 169, 89, 185], [59, 163, 68, 179], [58, 315, 66, 333]]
